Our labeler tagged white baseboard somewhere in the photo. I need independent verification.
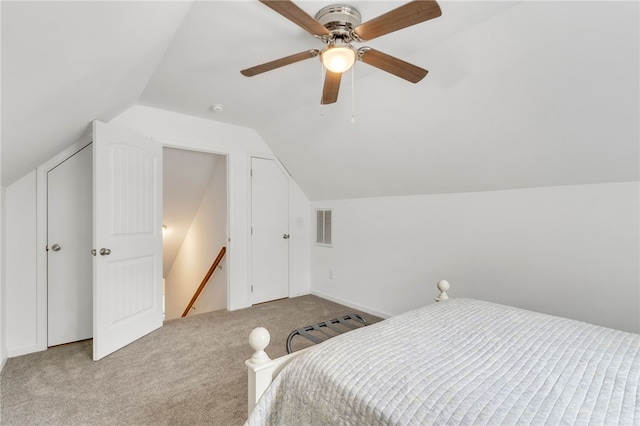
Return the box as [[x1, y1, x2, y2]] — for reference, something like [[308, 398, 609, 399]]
[[289, 290, 311, 298], [229, 300, 252, 311], [7, 343, 46, 358], [310, 290, 391, 320]]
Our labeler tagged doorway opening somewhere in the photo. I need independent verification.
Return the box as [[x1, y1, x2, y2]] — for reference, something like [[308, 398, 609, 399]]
[[162, 148, 228, 320]]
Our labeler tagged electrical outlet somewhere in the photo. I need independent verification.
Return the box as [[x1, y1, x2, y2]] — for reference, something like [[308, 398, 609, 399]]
[[329, 270, 334, 280]]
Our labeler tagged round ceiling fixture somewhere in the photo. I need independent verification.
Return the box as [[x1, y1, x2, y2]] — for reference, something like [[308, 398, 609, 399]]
[[321, 43, 356, 73]]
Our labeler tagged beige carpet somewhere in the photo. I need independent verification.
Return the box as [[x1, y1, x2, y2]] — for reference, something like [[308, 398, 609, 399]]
[[0, 295, 380, 426]]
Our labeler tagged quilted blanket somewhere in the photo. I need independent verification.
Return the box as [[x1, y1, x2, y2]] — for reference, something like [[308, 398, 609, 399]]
[[246, 299, 640, 425]]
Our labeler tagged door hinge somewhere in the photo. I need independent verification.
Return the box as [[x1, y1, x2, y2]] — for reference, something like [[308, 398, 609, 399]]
[[251, 227, 253, 235], [250, 169, 253, 177], [251, 285, 254, 293]]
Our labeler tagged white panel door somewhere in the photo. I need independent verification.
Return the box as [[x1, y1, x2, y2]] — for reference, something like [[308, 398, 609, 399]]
[[47, 144, 93, 347], [92, 120, 163, 361], [251, 157, 289, 304]]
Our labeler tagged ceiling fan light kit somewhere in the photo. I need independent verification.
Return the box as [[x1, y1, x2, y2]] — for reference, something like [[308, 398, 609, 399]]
[[241, 0, 442, 104], [321, 43, 356, 73]]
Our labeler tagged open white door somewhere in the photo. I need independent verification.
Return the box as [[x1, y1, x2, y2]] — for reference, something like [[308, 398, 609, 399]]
[[92, 120, 163, 361]]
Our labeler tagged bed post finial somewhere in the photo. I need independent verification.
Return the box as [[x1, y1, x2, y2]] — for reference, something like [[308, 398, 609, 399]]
[[435, 280, 450, 302], [246, 327, 312, 417], [249, 327, 272, 365]]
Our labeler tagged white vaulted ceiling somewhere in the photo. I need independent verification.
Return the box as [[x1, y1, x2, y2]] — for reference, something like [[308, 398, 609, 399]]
[[2, 1, 638, 200], [1, 1, 193, 184]]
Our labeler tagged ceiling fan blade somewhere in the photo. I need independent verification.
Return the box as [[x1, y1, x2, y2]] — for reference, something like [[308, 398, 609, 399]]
[[241, 50, 319, 77], [353, 0, 442, 42], [359, 48, 428, 83], [321, 70, 342, 105], [259, 0, 330, 37]]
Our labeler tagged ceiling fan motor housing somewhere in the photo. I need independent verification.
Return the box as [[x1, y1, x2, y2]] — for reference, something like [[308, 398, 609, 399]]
[[315, 4, 362, 41]]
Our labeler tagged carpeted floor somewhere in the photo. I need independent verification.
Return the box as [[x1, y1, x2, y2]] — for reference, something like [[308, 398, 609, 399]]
[[0, 295, 380, 426]]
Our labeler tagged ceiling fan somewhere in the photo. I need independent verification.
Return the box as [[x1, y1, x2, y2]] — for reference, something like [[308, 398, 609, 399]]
[[241, 0, 442, 105]]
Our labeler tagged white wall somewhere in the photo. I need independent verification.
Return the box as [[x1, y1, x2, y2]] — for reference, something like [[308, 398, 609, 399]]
[[0, 140, 6, 370], [311, 182, 640, 333], [4, 171, 39, 356], [165, 158, 227, 320], [290, 183, 311, 297], [0, 183, 5, 369]]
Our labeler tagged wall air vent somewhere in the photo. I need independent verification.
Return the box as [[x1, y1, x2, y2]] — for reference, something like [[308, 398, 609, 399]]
[[316, 209, 332, 246]]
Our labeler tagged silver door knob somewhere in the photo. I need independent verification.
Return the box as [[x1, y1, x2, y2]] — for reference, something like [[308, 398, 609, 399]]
[[51, 244, 62, 252], [91, 249, 97, 256], [283, 234, 290, 239], [99, 248, 111, 256]]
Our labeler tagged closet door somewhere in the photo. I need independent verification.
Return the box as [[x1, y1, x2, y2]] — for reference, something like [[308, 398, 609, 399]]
[[47, 144, 93, 347], [92, 120, 163, 361], [250, 157, 289, 304]]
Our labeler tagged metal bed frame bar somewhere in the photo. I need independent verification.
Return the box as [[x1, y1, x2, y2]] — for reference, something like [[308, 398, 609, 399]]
[[286, 313, 368, 354]]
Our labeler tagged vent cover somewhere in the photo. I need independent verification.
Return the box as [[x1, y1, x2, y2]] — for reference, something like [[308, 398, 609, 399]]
[[316, 209, 332, 246]]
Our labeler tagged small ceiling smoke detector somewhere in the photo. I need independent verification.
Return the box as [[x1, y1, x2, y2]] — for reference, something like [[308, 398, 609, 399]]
[[211, 104, 224, 112]]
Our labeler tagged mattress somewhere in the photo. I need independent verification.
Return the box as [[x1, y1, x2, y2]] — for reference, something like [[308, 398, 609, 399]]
[[246, 298, 640, 425]]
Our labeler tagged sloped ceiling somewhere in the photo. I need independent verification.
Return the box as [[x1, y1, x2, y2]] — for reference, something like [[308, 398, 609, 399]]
[[1, 1, 193, 184], [2, 1, 638, 201]]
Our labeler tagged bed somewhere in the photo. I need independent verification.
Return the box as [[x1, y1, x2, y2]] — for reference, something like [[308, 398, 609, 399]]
[[245, 281, 640, 425]]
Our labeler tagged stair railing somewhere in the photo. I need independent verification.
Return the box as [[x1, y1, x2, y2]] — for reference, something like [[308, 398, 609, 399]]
[[182, 246, 226, 317]]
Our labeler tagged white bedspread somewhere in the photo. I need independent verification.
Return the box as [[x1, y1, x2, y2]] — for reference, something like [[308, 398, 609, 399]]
[[246, 299, 640, 425]]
